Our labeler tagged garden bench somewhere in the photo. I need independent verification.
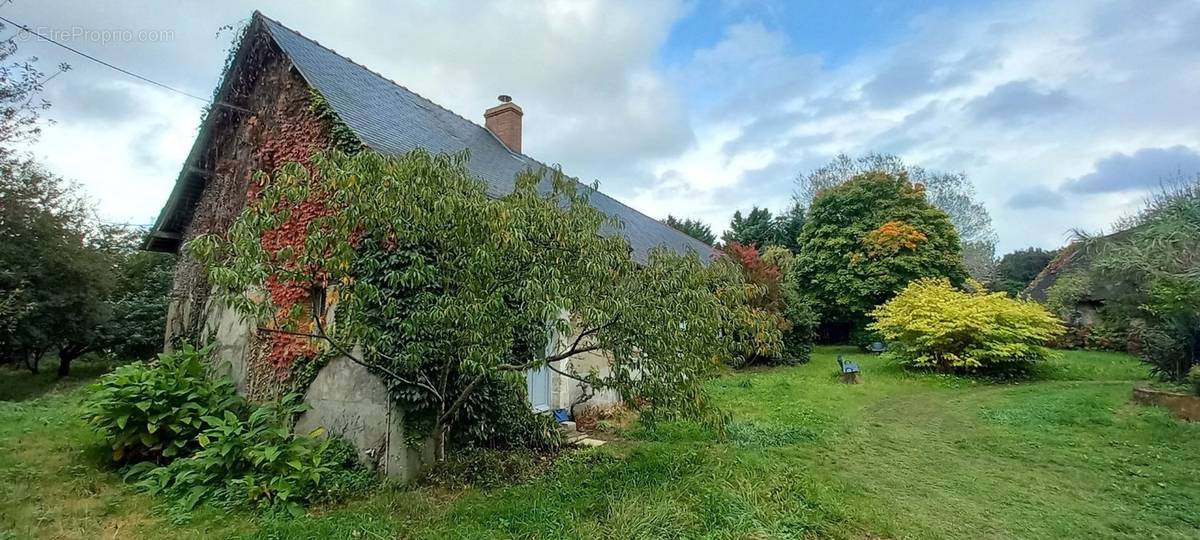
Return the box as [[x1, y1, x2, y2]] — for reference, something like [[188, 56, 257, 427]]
[[837, 355, 862, 384]]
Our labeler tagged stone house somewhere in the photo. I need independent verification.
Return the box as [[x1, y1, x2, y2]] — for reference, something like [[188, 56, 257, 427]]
[[143, 12, 713, 479]]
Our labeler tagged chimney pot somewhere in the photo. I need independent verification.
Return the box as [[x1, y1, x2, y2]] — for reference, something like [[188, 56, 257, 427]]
[[484, 96, 523, 153]]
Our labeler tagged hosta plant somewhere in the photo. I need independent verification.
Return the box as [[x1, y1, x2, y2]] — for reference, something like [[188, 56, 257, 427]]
[[84, 344, 242, 461], [127, 394, 332, 515]]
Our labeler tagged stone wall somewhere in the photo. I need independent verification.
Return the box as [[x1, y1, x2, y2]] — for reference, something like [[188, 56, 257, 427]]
[[546, 318, 623, 414], [549, 348, 621, 413], [1132, 385, 1200, 421]]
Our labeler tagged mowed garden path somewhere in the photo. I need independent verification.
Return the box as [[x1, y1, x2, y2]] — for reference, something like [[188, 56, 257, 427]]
[[1, 347, 1197, 539]]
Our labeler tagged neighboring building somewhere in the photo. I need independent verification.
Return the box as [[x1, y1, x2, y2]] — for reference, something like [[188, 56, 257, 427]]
[[1025, 243, 1104, 324], [1025, 229, 1140, 349], [144, 12, 713, 478]]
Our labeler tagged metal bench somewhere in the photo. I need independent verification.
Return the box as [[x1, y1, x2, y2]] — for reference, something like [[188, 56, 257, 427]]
[[837, 354, 862, 384]]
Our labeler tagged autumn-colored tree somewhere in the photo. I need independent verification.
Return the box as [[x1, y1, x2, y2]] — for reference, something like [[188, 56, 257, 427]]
[[795, 153, 997, 285], [716, 241, 816, 364], [713, 242, 784, 366], [790, 171, 966, 341]]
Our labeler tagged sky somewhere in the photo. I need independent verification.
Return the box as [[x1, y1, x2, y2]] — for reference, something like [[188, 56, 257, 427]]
[[6, 0, 1200, 254]]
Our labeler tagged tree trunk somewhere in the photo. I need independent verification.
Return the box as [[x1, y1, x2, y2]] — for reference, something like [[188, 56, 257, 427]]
[[24, 348, 44, 374], [56, 355, 75, 379], [57, 349, 81, 378], [433, 424, 448, 462]]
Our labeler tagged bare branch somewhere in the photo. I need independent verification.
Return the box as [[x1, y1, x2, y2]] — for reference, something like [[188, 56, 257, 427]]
[[257, 321, 442, 399], [437, 371, 487, 425]]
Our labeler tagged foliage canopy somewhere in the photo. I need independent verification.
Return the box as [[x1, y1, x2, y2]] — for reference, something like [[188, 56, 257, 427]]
[[717, 242, 786, 366], [85, 346, 368, 514], [871, 278, 1064, 371], [996, 247, 1056, 297], [1047, 177, 1200, 380], [664, 214, 716, 245], [795, 153, 997, 284], [789, 171, 967, 336], [720, 204, 806, 253]]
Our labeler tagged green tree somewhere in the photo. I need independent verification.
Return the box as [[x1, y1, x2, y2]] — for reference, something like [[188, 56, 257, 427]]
[[664, 214, 716, 245], [193, 150, 733, 459], [718, 241, 786, 366], [0, 164, 172, 376], [0, 158, 112, 374], [0, 25, 69, 158], [771, 202, 806, 253], [790, 171, 967, 339], [95, 227, 175, 362], [996, 247, 1056, 296], [722, 206, 775, 249], [795, 153, 997, 284]]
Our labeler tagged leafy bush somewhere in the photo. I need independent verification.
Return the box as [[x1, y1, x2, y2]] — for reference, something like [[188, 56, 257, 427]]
[[310, 436, 378, 503], [127, 395, 332, 515], [781, 289, 818, 364], [725, 305, 786, 367], [445, 372, 563, 452], [718, 242, 790, 366], [85, 345, 374, 513], [870, 278, 1064, 371], [84, 344, 241, 461]]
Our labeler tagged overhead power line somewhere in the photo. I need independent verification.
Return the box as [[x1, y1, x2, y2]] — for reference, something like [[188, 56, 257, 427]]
[[0, 13, 210, 103]]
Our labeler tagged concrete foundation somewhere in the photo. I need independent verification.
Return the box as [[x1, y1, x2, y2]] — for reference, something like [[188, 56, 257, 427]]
[[295, 356, 432, 480]]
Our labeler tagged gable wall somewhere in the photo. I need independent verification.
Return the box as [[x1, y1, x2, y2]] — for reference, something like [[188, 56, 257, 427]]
[[165, 30, 329, 398]]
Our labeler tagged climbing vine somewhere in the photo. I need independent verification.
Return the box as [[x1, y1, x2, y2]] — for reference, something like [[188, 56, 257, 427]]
[[309, 87, 364, 155], [168, 24, 366, 400]]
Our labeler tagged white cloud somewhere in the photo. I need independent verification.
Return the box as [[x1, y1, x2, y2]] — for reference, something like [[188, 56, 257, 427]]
[[7, 0, 1200, 256], [9, 0, 692, 225], [636, 0, 1200, 253]]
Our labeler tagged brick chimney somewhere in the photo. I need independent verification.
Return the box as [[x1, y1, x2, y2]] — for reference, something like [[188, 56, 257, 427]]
[[484, 95, 523, 153]]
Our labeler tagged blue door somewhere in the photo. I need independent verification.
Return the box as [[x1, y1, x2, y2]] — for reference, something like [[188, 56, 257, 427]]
[[527, 365, 551, 411]]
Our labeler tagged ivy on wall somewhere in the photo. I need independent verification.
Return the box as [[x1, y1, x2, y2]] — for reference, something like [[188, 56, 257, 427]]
[[170, 26, 366, 400]]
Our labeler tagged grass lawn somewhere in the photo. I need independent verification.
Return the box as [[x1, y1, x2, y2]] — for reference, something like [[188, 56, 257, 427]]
[[1, 348, 1197, 539]]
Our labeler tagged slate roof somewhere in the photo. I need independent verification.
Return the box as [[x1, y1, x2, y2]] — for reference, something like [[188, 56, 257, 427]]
[[146, 12, 715, 265]]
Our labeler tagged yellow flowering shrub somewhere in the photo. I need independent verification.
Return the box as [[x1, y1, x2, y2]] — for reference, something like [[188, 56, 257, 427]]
[[870, 278, 1064, 370]]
